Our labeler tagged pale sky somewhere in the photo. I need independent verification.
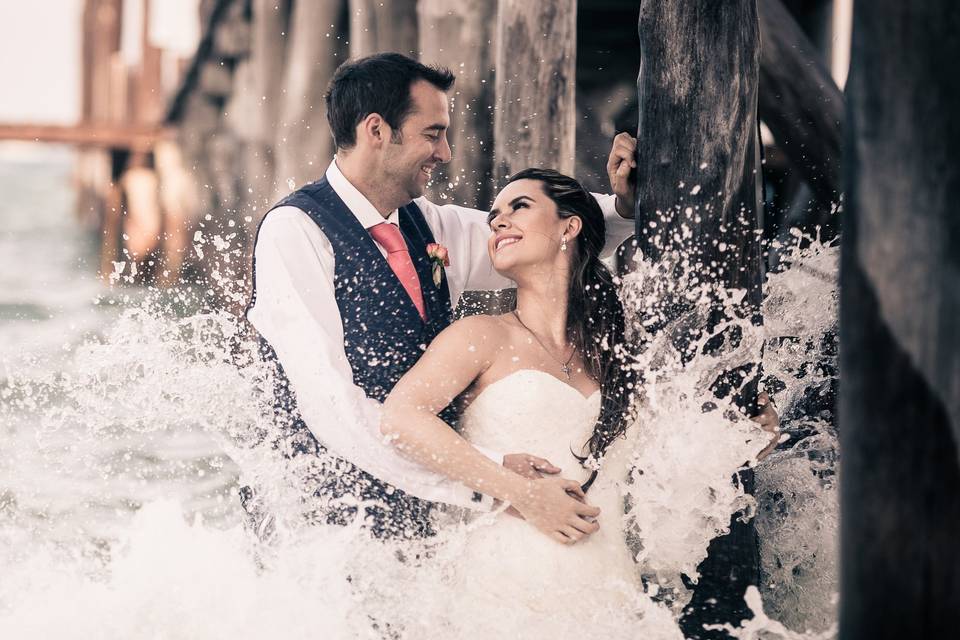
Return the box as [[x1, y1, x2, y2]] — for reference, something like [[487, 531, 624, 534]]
[[0, 1, 84, 124], [0, 0, 200, 126]]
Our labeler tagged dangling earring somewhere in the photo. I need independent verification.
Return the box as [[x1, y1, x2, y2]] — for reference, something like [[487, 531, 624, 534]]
[[560, 236, 568, 252]]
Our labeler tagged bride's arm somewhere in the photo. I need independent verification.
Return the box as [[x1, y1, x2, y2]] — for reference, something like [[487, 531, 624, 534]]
[[382, 316, 600, 543], [382, 316, 528, 503]]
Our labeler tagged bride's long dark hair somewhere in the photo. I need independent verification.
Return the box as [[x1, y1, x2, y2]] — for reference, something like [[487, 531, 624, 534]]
[[506, 168, 638, 489]]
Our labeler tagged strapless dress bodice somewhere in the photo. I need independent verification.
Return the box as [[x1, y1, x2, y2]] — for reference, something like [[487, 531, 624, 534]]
[[459, 368, 601, 484]]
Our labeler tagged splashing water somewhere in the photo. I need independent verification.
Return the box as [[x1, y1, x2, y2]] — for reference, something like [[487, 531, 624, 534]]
[[0, 247, 839, 639], [610, 235, 840, 635], [0, 151, 839, 638], [754, 239, 840, 633]]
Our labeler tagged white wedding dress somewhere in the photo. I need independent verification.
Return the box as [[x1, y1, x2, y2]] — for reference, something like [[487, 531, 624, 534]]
[[440, 369, 682, 640]]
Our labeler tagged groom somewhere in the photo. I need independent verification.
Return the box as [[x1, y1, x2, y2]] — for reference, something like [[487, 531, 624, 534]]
[[245, 53, 637, 539]]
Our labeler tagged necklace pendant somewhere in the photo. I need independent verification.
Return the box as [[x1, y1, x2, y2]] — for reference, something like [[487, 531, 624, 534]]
[[561, 363, 571, 379]]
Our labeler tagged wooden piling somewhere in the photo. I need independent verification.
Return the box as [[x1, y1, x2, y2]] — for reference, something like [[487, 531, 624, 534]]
[[633, 2, 764, 635], [348, 0, 418, 59], [493, 0, 577, 181], [418, 0, 497, 207], [758, 0, 843, 239], [633, 0, 764, 341], [272, 0, 346, 200], [840, 1, 960, 636]]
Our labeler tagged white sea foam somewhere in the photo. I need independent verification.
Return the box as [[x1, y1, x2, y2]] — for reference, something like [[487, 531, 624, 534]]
[[0, 235, 840, 639]]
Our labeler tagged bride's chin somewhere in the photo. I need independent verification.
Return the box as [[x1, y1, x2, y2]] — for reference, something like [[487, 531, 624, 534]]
[[495, 261, 537, 284], [492, 262, 516, 280]]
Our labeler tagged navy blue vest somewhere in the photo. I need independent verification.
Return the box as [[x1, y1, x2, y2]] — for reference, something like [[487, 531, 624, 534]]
[[248, 178, 457, 539]]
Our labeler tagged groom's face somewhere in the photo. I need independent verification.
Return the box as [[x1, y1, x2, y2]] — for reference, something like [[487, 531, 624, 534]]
[[380, 80, 452, 200]]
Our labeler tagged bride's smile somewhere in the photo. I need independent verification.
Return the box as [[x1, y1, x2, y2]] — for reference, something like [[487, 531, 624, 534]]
[[493, 233, 522, 252]]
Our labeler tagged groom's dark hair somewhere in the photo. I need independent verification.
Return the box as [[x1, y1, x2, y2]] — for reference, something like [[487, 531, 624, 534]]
[[324, 53, 455, 150]]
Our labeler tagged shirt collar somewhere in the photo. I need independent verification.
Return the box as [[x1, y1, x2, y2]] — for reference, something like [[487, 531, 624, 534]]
[[325, 158, 400, 228]]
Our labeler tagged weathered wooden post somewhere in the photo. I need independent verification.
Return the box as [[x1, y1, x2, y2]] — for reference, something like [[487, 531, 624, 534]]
[[81, 0, 123, 274], [634, 0, 764, 365], [272, 0, 345, 198], [493, 0, 577, 181], [243, 0, 288, 204], [633, 1, 764, 636], [348, 0, 418, 59], [840, 1, 960, 636], [418, 0, 497, 207]]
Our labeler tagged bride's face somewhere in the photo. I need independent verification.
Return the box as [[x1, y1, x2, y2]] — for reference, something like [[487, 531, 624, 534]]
[[486, 179, 573, 277]]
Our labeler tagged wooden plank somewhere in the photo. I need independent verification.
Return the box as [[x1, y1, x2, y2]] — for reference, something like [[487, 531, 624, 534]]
[[493, 0, 577, 180], [840, 1, 960, 636], [0, 123, 169, 150]]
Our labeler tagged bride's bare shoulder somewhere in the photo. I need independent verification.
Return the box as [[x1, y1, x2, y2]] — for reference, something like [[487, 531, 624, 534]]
[[443, 313, 511, 342], [432, 313, 511, 351]]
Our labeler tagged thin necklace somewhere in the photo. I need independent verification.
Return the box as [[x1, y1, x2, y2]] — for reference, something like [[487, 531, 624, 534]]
[[511, 310, 576, 379]]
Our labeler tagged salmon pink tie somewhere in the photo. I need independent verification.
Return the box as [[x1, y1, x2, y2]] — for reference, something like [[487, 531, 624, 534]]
[[369, 223, 426, 321]]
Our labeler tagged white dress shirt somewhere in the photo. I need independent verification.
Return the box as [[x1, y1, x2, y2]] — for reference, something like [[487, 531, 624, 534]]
[[247, 159, 635, 510]]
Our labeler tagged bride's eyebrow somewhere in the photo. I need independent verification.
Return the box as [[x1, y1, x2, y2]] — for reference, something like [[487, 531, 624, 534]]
[[487, 196, 533, 224]]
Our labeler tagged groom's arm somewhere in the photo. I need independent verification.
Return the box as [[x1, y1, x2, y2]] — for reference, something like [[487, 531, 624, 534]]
[[247, 207, 496, 511], [418, 137, 640, 296], [416, 193, 634, 297]]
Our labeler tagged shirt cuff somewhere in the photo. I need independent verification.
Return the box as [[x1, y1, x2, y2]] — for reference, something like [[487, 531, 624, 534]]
[[470, 444, 502, 510]]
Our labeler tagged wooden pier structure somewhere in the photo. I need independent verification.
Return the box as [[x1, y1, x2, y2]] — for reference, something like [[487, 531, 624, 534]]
[[0, 0, 849, 299], [0, 0, 195, 286]]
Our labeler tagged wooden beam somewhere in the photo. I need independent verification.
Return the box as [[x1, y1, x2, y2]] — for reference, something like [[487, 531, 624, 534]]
[[0, 123, 170, 150], [165, 0, 235, 124], [493, 0, 577, 181], [840, 1, 960, 636], [758, 0, 843, 237]]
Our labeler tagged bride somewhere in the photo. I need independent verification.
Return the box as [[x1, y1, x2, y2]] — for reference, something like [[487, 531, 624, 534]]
[[381, 168, 689, 637], [382, 167, 636, 535]]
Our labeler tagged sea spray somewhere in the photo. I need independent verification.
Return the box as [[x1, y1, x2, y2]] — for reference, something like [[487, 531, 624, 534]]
[[755, 238, 840, 632], [613, 252, 771, 613], [605, 236, 839, 636], [0, 241, 841, 639]]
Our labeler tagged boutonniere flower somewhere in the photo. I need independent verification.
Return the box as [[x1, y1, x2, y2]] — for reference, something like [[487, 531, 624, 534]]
[[426, 242, 450, 287]]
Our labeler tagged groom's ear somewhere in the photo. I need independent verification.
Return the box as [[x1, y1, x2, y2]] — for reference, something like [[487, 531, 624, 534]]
[[360, 113, 388, 147]]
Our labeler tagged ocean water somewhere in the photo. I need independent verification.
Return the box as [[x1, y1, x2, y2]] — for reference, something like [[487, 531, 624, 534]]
[[0, 145, 839, 639]]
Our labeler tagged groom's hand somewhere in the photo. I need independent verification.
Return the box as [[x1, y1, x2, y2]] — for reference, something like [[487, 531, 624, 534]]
[[512, 477, 601, 545], [502, 454, 562, 520], [607, 132, 638, 219], [502, 453, 562, 479], [752, 392, 783, 460]]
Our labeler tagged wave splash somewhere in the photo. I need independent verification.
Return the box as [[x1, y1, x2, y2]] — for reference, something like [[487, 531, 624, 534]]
[[0, 239, 839, 639]]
